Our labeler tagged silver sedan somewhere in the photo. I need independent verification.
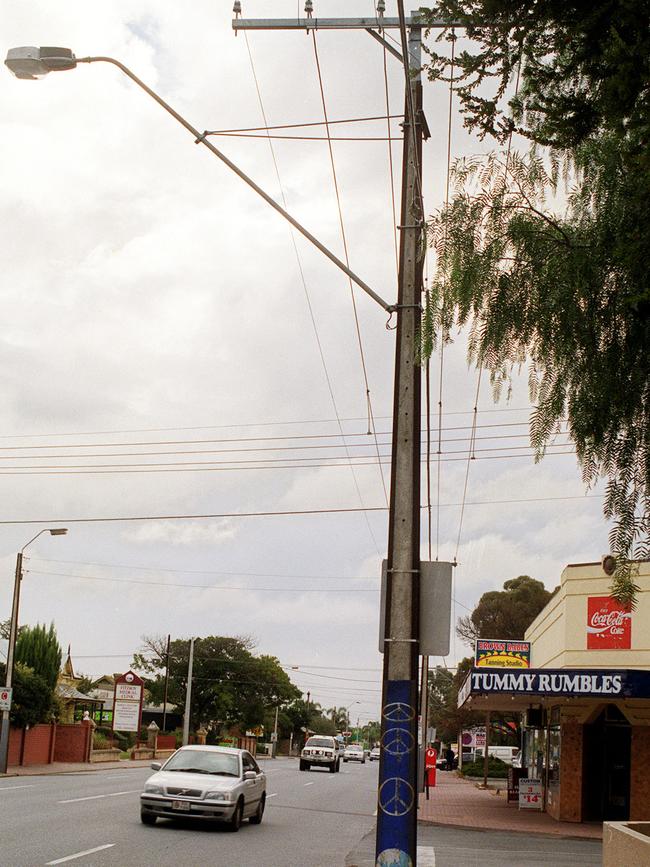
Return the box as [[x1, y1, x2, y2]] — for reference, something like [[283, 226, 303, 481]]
[[140, 745, 266, 831]]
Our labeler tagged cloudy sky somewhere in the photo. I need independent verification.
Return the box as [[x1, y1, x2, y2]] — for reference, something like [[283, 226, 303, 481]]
[[1, 1, 609, 727]]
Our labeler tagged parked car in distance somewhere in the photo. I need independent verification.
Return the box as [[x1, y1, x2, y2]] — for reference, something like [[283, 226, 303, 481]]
[[343, 744, 366, 763], [474, 745, 520, 766], [369, 747, 380, 761], [300, 735, 341, 773], [139, 745, 266, 831]]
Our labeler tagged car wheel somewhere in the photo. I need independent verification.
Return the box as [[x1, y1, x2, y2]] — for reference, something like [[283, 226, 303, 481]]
[[343, 759, 347, 763], [249, 793, 265, 825], [140, 810, 156, 826], [336, 760, 340, 772], [299, 759, 308, 771], [229, 799, 244, 832]]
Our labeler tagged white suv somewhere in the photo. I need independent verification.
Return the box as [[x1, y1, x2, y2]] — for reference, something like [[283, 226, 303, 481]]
[[300, 736, 341, 773]]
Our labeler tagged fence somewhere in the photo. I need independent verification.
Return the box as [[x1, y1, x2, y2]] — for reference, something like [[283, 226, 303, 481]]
[[8, 722, 92, 767]]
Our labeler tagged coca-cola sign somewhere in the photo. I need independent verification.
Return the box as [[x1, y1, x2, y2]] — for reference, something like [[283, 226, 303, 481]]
[[587, 596, 631, 649]]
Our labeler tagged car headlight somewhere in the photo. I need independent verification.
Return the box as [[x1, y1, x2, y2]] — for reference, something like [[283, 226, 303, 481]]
[[205, 792, 228, 801], [144, 784, 164, 794]]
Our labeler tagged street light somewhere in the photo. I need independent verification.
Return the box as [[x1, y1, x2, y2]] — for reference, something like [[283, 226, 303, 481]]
[[0, 528, 68, 774], [4, 47, 391, 313], [344, 700, 360, 742]]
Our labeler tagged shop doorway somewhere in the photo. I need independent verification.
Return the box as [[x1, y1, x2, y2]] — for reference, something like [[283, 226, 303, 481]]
[[582, 704, 631, 821]]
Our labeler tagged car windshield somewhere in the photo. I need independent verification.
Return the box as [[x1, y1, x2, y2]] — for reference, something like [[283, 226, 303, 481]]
[[306, 737, 334, 748], [347, 745, 363, 751], [163, 750, 240, 777]]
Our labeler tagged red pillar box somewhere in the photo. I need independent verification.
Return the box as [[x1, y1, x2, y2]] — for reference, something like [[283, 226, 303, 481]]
[[425, 747, 437, 788]]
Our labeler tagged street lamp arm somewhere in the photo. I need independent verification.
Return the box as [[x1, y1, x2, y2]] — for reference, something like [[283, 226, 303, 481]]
[[19, 528, 48, 554], [75, 56, 393, 313]]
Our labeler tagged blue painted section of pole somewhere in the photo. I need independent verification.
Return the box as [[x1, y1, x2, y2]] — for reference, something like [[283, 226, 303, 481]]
[[376, 680, 419, 865]]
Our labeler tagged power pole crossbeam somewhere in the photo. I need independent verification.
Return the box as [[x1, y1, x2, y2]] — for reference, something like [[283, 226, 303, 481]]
[[233, 17, 450, 31]]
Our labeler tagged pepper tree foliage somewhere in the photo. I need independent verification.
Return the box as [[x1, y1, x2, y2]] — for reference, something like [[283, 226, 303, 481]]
[[419, 2, 650, 606], [132, 634, 300, 733], [456, 575, 553, 646]]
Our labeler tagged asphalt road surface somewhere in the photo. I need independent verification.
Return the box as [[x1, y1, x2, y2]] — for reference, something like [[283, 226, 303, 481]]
[[1, 758, 378, 867]]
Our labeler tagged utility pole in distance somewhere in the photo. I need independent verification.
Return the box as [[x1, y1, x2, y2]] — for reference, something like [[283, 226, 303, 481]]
[[232, 8, 433, 864]]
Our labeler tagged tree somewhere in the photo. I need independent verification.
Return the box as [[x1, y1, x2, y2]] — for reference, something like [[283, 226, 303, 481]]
[[15, 623, 62, 691], [420, 2, 650, 606], [428, 658, 481, 744], [132, 634, 300, 733], [456, 575, 553, 646], [326, 706, 350, 731], [76, 675, 96, 695], [0, 662, 54, 728]]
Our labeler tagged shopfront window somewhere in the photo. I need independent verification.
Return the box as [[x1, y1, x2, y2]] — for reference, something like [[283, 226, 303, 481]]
[[523, 725, 547, 780], [548, 724, 561, 788]]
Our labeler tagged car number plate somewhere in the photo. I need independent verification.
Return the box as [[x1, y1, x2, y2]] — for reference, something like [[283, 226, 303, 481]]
[[172, 800, 191, 811]]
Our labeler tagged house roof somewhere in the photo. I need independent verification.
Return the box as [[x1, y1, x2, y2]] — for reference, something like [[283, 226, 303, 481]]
[[56, 683, 103, 704]]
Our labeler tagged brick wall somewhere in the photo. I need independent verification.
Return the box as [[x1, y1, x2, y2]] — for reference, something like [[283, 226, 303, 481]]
[[53, 724, 91, 763], [9, 723, 91, 766], [630, 727, 650, 821], [558, 722, 583, 822], [8, 725, 54, 766], [8, 728, 22, 766]]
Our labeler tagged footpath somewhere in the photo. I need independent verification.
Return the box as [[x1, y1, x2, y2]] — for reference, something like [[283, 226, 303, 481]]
[[1, 753, 281, 777], [346, 770, 602, 866]]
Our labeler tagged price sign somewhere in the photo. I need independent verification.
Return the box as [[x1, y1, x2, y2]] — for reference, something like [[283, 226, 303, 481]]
[[519, 778, 544, 810], [0, 688, 12, 712]]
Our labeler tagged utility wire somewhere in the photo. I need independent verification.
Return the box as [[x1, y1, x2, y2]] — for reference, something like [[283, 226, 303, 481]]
[[0, 488, 597, 526], [206, 114, 404, 134], [310, 31, 389, 509], [244, 32, 383, 556], [0, 406, 544, 442]]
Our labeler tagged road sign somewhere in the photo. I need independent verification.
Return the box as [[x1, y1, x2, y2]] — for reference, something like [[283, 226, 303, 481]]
[[0, 688, 12, 712], [342, 731, 352, 737]]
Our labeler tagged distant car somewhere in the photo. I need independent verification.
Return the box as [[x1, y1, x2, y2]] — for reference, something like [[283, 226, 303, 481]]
[[139, 745, 266, 831], [300, 735, 341, 773], [436, 752, 458, 770], [343, 744, 366, 763], [369, 747, 380, 762]]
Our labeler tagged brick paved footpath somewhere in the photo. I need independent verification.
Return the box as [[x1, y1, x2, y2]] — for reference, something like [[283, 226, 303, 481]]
[[418, 770, 602, 840]]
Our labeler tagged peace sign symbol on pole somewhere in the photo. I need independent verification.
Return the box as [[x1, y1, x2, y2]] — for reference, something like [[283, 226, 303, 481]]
[[381, 726, 414, 757], [379, 777, 415, 817], [382, 702, 415, 723]]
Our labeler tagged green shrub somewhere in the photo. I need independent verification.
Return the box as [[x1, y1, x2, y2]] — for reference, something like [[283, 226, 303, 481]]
[[460, 756, 509, 778], [93, 732, 109, 750]]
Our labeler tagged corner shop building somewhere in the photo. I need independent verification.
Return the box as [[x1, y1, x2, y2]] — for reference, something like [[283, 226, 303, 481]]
[[458, 561, 650, 822]]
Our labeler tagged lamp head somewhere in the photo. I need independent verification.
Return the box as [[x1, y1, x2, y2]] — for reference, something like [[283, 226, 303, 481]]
[[5, 47, 77, 79], [49, 528, 68, 536]]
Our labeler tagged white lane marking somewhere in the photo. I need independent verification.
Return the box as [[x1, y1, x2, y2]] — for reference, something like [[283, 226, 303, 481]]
[[303, 782, 314, 787], [45, 844, 115, 865], [0, 784, 37, 791], [58, 789, 139, 804], [416, 846, 436, 867], [267, 793, 278, 798]]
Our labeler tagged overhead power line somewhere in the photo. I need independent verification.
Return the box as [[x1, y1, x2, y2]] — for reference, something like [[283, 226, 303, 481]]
[[0, 491, 600, 526]]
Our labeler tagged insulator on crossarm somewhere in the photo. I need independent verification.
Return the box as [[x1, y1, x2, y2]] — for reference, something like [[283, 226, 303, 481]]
[[233, 2, 242, 18], [305, 1, 313, 18], [377, 1, 386, 32]]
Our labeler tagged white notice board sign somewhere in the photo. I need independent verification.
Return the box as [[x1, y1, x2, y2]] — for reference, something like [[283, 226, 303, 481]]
[[113, 700, 141, 732], [0, 688, 12, 712], [519, 778, 544, 810]]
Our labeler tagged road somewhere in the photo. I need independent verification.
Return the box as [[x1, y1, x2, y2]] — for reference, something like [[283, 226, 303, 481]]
[[1, 758, 378, 867]]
